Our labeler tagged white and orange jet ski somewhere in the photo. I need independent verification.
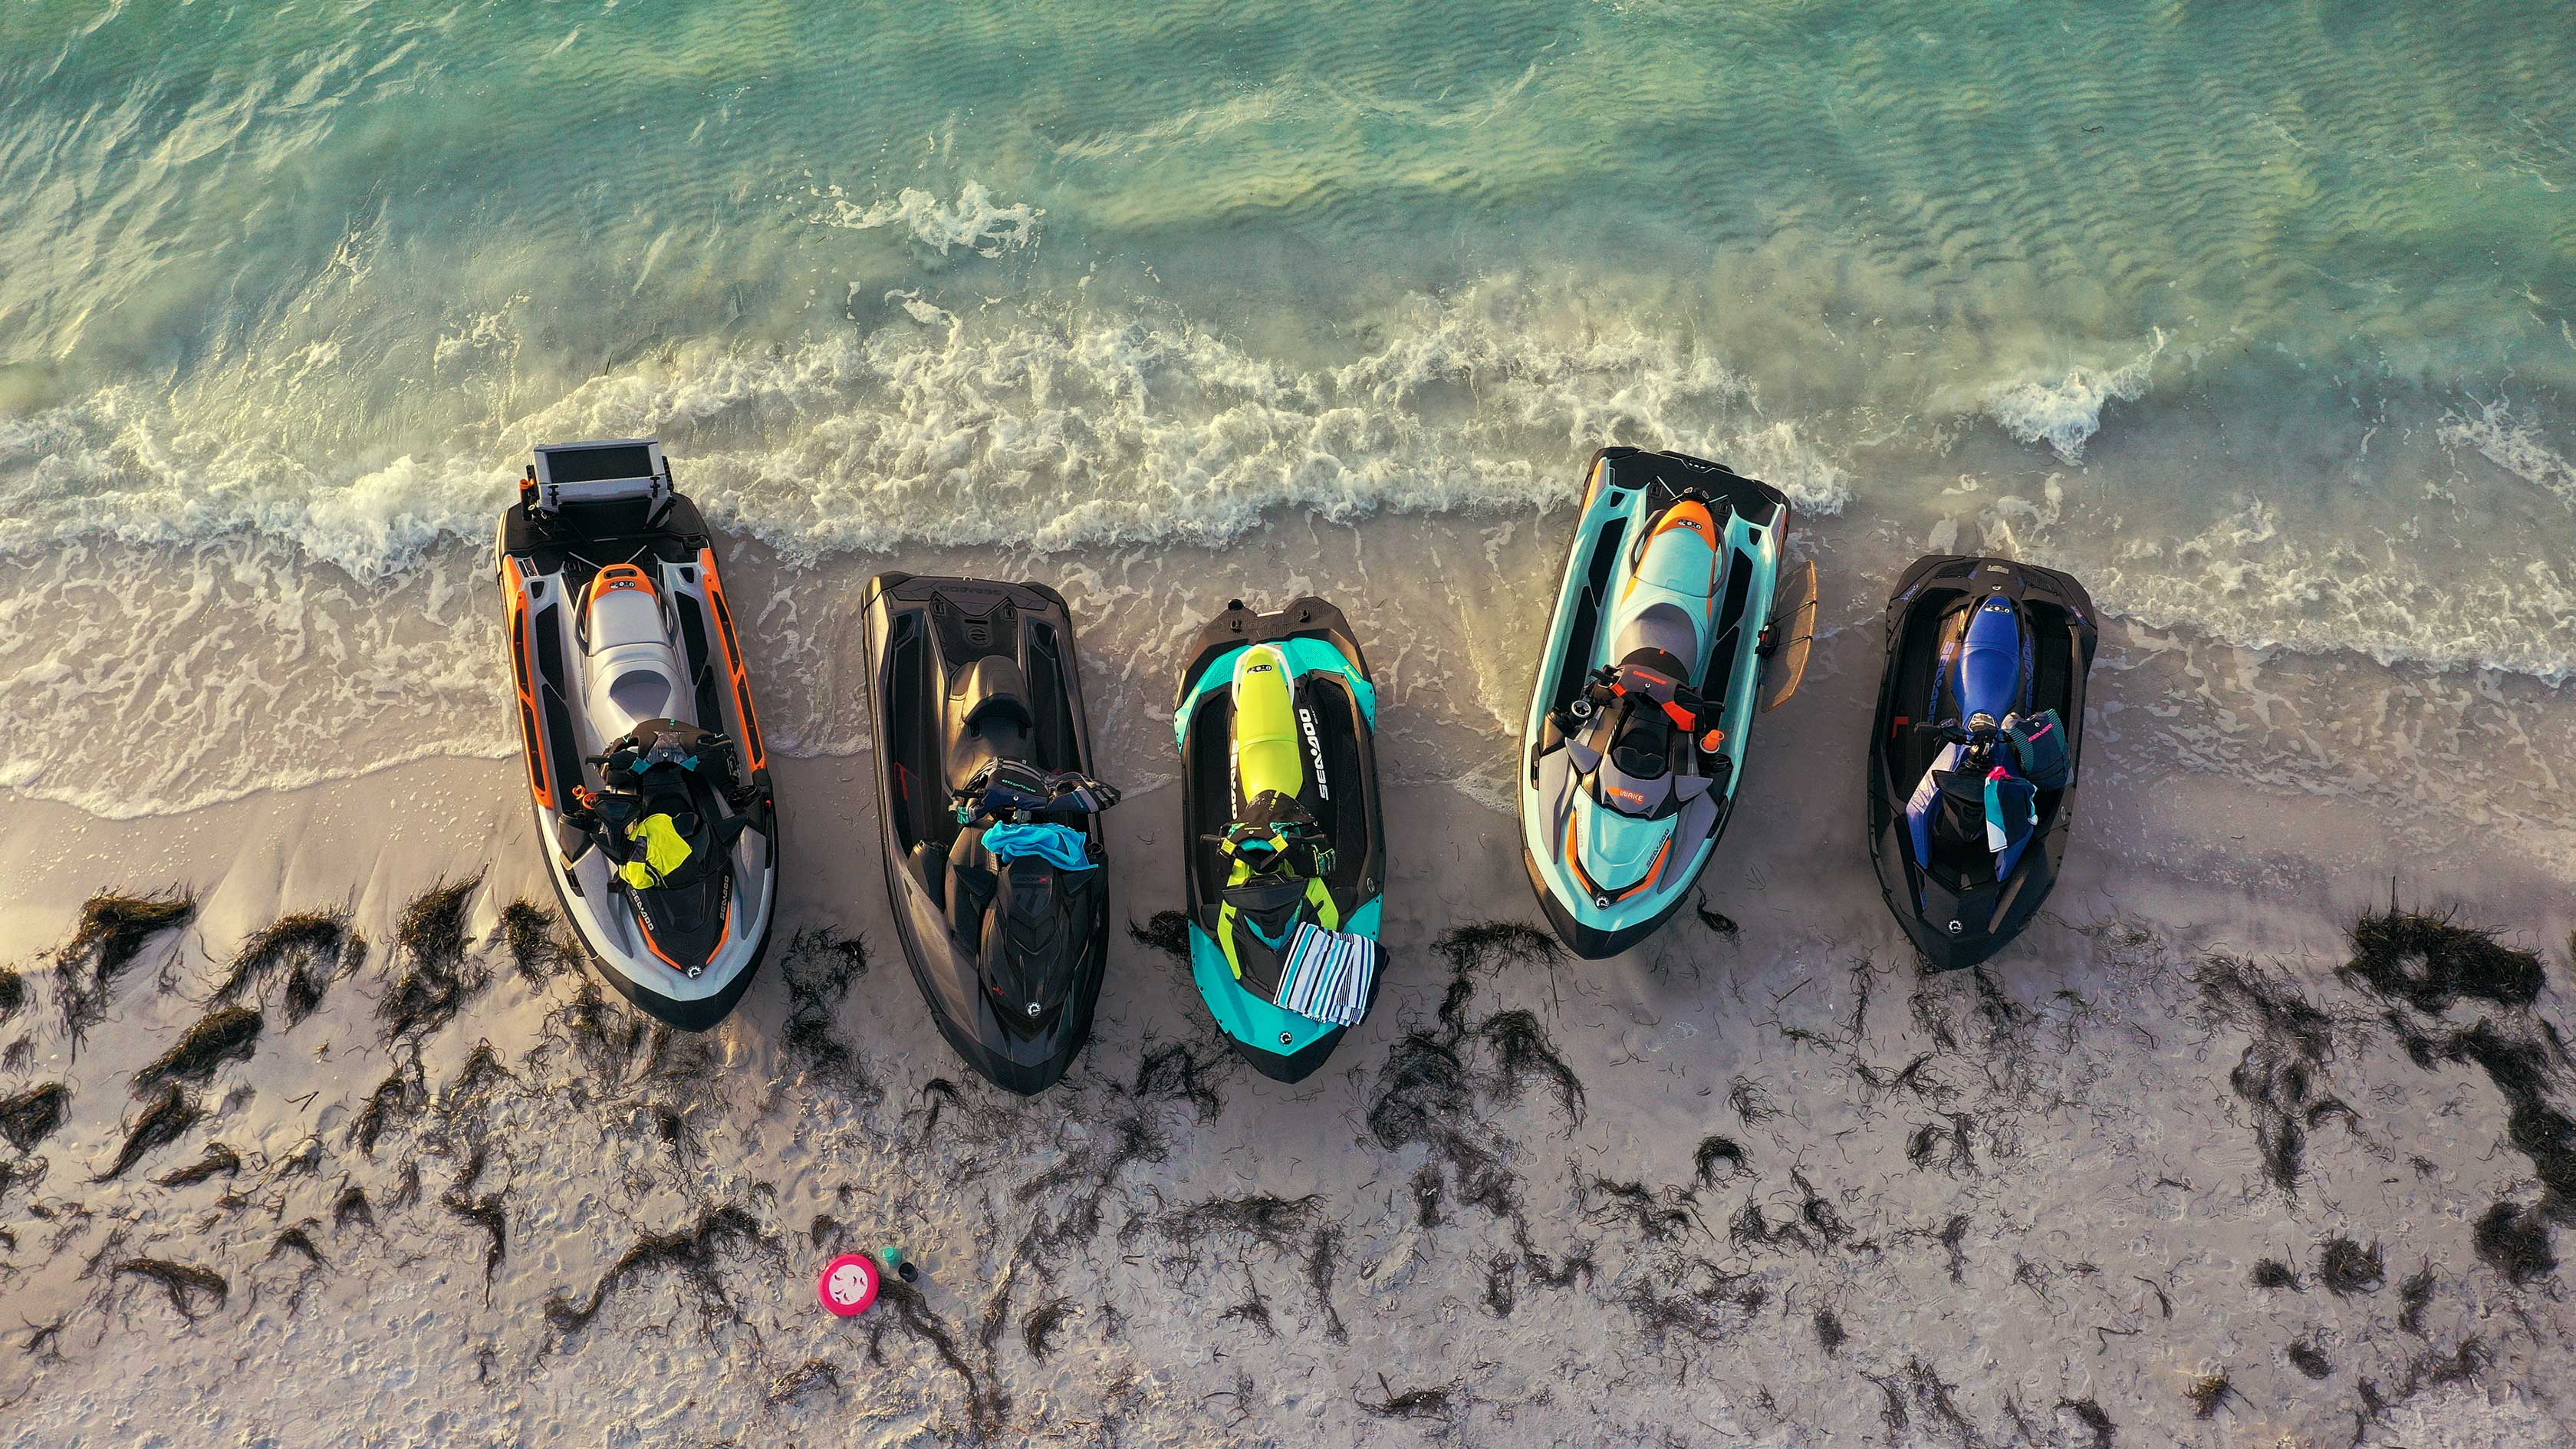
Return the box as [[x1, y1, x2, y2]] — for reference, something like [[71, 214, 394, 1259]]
[[495, 439, 777, 1028]]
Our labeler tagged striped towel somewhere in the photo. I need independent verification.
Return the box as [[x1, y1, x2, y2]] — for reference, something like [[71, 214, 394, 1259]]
[[1273, 922, 1379, 1028]]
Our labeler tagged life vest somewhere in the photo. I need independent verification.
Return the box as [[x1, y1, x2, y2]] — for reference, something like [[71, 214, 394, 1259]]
[[619, 812, 694, 889]]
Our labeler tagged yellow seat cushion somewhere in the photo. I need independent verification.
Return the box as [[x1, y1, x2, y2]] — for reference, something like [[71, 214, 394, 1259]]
[[1231, 646, 1302, 802]]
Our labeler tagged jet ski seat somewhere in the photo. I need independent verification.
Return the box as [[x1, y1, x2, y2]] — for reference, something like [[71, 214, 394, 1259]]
[[1231, 646, 1304, 805], [1612, 603, 1699, 678], [946, 656, 1035, 792], [1955, 599, 2022, 718]]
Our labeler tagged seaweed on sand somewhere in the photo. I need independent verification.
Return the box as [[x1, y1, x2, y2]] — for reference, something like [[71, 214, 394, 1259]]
[[94, 1085, 201, 1181], [1357, 1373, 1461, 1424], [544, 1204, 778, 1338], [133, 1006, 262, 1095], [218, 909, 366, 1025], [153, 1143, 241, 1189], [1483, 1255, 1516, 1318], [1133, 1041, 1225, 1123], [1301, 1225, 1349, 1343], [1814, 1308, 1847, 1353], [550, 980, 649, 1083], [2193, 954, 2339, 1197], [779, 926, 873, 1099], [2251, 1258, 2303, 1292], [2473, 1200, 2556, 1286], [2317, 1237, 2384, 1296], [2398, 1264, 2436, 1333], [1693, 1135, 1747, 1184], [444, 1190, 507, 1296], [2288, 1340, 2332, 1379], [2433, 1022, 2576, 1212], [1021, 1295, 1076, 1361], [347, 1058, 426, 1155], [377, 874, 489, 1040], [114, 1258, 229, 1320], [2055, 1398, 2115, 1449], [333, 1183, 374, 1233], [1151, 1194, 1346, 1341], [1478, 1009, 1585, 1127], [2184, 1371, 2241, 1419], [0, 1082, 69, 1152], [494, 899, 582, 985], [1127, 911, 1191, 960], [1155, 1194, 1327, 1263], [0, 967, 24, 1023], [1012, 1110, 1170, 1273], [865, 1274, 1007, 1434], [1907, 1114, 1977, 1175], [264, 1227, 330, 1309], [2343, 907, 2544, 1013], [1693, 898, 1739, 943], [767, 1358, 844, 1405], [1366, 1032, 1517, 1218], [1619, 1262, 1765, 1355], [1217, 1270, 1274, 1336], [1576, 1171, 1704, 1243], [54, 889, 196, 1048]]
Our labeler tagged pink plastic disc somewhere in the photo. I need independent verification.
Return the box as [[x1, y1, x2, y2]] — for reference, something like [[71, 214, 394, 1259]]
[[818, 1252, 881, 1317]]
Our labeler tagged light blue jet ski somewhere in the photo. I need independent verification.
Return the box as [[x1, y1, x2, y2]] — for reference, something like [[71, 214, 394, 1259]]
[[1518, 448, 1816, 957]]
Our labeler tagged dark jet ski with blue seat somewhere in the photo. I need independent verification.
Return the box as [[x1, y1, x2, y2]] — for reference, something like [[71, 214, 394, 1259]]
[[860, 575, 1117, 1095], [1867, 555, 2098, 971]]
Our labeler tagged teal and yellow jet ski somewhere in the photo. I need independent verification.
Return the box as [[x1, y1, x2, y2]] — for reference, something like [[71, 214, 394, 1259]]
[[1174, 598, 1385, 1081], [1518, 448, 1816, 957]]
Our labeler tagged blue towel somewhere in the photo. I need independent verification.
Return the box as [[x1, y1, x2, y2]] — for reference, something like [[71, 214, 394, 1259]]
[[981, 822, 1097, 871], [1274, 921, 1378, 1027]]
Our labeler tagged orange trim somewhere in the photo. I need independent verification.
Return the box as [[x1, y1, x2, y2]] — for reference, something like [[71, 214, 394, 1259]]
[[1580, 458, 1608, 511], [594, 562, 656, 597], [1620, 499, 1722, 601], [1611, 838, 1671, 903], [699, 548, 766, 773], [502, 555, 555, 811], [1653, 499, 1715, 540], [1561, 805, 1667, 902]]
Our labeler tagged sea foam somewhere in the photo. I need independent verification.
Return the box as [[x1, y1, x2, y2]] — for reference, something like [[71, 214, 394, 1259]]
[[1982, 329, 2166, 463]]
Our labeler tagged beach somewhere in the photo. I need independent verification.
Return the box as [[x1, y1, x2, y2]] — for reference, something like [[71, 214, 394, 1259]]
[[4, 0, 2574, 1442]]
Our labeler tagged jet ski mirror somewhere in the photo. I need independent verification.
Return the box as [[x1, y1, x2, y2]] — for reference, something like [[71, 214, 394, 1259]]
[[1757, 557, 1818, 713]]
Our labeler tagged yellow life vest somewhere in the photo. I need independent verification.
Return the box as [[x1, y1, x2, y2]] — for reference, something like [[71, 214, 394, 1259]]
[[619, 812, 693, 889]]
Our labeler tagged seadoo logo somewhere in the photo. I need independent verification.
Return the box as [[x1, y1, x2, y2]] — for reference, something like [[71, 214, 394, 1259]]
[[1298, 707, 1331, 800]]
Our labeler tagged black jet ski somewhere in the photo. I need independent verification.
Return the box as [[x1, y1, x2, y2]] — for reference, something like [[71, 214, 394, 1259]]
[[860, 575, 1117, 1095], [496, 439, 778, 1029], [1866, 555, 2098, 970]]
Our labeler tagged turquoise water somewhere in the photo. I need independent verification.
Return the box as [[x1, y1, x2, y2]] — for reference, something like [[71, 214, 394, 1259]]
[[1, 0, 2571, 812]]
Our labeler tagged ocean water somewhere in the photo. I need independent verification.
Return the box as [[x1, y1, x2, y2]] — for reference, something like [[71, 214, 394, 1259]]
[[1, 0, 2571, 819]]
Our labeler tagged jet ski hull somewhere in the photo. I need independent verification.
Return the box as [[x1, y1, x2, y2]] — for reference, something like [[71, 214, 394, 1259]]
[[1174, 598, 1386, 1082], [860, 574, 1109, 1095], [496, 440, 777, 1030], [1865, 555, 2099, 971], [1518, 448, 1796, 958]]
